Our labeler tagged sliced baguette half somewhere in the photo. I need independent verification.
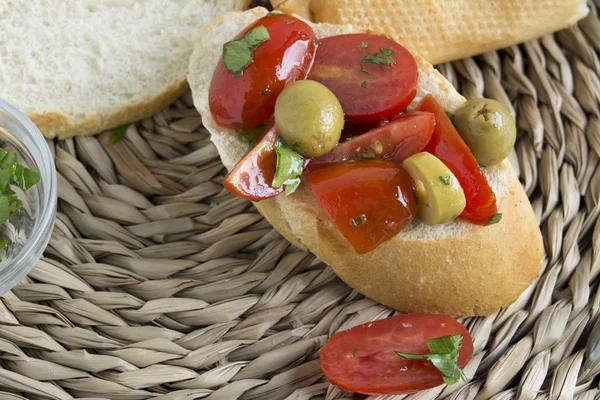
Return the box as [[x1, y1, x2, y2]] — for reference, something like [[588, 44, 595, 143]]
[[0, 0, 249, 139], [188, 7, 544, 316], [271, 0, 588, 65]]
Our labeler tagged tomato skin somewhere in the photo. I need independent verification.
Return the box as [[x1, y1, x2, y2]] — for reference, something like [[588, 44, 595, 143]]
[[308, 33, 418, 124], [307, 160, 417, 254], [320, 314, 474, 395], [209, 15, 316, 130], [416, 95, 498, 224], [223, 124, 283, 201], [312, 112, 435, 164]]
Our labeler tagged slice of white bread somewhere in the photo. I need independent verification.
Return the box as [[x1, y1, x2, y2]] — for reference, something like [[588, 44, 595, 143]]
[[0, 0, 249, 139], [270, 0, 588, 65], [188, 7, 544, 316]]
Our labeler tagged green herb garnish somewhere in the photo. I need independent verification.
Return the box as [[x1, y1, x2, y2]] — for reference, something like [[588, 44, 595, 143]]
[[361, 80, 367, 88], [292, 140, 301, 148], [360, 41, 368, 50], [396, 334, 467, 386], [361, 66, 369, 74], [356, 152, 376, 160], [261, 88, 269, 96], [487, 213, 502, 225], [285, 19, 293, 24], [313, 37, 319, 46], [353, 348, 359, 357], [445, 110, 456, 125], [223, 26, 270, 78], [236, 123, 265, 145], [272, 139, 304, 195], [362, 47, 395, 66], [351, 214, 366, 227], [110, 124, 129, 144], [439, 175, 451, 185]]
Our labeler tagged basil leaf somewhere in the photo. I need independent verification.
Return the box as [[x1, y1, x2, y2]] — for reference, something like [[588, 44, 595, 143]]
[[396, 334, 467, 386], [272, 140, 304, 195], [110, 124, 129, 144], [362, 47, 395, 66], [223, 26, 270, 78]]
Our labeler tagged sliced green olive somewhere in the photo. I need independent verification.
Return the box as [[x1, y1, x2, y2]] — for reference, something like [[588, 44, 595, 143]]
[[274, 80, 344, 157], [402, 152, 466, 226], [454, 98, 516, 167]]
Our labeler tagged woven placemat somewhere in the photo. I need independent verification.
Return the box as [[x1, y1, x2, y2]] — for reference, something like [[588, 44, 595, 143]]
[[1, 1, 600, 399]]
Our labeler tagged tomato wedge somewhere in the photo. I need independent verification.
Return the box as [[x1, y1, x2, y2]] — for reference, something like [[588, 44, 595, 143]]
[[308, 33, 418, 123], [417, 95, 498, 224], [223, 124, 282, 201], [320, 314, 474, 395], [312, 112, 435, 164], [209, 14, 316, 130], [307, 160, 417, 254]]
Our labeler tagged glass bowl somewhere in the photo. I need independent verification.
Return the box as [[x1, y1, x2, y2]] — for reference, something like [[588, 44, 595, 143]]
[[0, 99, 56, 295]]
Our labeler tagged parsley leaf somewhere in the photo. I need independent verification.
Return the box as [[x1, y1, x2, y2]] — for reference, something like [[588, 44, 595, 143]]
[[396, 334, 467, 386], [223, 26, 270, 78], [272, 139, 304, 195], [361, 80, 367, 88], [361, 66, 369, 74], [236, 124, 265, 145], [439, 175, 451, 185], [351, 214, 366, 227], [353, 348, 359, 356], [445, 110, 456, 125], [362, 47, 395, 66], [110, 124, 129, 144], [487, 213, 502, 225], [360, 41, 368, 50]]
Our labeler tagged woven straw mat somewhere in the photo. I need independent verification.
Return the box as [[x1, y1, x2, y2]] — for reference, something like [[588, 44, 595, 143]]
[[1, 2, 600, 400]]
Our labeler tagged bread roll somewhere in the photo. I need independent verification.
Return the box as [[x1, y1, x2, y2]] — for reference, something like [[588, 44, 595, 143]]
[[270, 0, 588, 64], [188, 7, 544, 316], [0, 0, 249, 139]]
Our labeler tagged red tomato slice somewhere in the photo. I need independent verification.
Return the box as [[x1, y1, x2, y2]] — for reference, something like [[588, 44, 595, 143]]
[[320, 314, 474, 395], [308, 33, 418, 124], [209, 15, 316, 130], [312, 112, 435, 164], [416, 95, 498, 224], [307, 160, 417, 254], [223, 124, 283, 201]]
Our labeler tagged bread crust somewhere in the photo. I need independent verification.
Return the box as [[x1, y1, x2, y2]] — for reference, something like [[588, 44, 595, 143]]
[[188, 8, 544, 316], [271, 0, 588, 64]]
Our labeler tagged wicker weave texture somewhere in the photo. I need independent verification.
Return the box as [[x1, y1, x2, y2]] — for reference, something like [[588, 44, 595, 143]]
[[0, 1, 599, 399]]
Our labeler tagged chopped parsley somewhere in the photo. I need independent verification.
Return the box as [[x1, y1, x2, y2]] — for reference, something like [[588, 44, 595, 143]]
[[353, 348, 359, 357], [110, 124, 129, 144], [351, 214, 366, 227], [285, 19, 293, 24], [361, 47, 395, 66], [360, 66, 369, 74], [439, 175, 451, 185], [236, 123, 265, 145], [313, 37, 319, 46], [222, 26, 270, 78], [445, 110, 456, 125], [292, 140, 301, 148], [360, 41, 368, 50], [361, 80, 367, 88], [355, 152, 376, 160], [261, 88, 269, 96], [487, 213, 503, 225], [272, 139, 304, 195], [396, 334, 467, 385]]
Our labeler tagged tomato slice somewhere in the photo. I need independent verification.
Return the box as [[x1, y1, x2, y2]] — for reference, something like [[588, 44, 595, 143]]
[[308, 33, 418, 124], [320, 314, 474, 395], [223, 124, 282, 201], [312, 112, 435, 164], [416, 95, 498, 224], [307, 160, 417, 254], [209, 14, 316, 130]]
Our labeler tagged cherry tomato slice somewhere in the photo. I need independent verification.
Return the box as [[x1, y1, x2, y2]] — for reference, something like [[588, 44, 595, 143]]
[[313, 112, 435, 164], [308, 33, 418, 124], [223, 124, 283, 201], [209, 15, 316, 130], [320, 314, 474, 395], [307, 160, 417, 254], [416, 95, 498, 224]]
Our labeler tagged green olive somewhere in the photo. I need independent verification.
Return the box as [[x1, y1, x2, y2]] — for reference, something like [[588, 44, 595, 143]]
[[402, 152, 466, 226], [274, 80, 343, 157], [454, 98, 516, 167]]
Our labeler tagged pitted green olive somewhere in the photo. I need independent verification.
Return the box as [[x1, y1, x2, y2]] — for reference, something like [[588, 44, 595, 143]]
[[454, 98, 516, 167], [402, 152, 466, 226], [274, 80, 344, 157]]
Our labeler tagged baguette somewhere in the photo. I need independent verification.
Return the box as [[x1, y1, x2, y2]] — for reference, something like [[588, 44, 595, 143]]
[[188, 7, 544, 316], [270, 0, 589, 65], [0, 0, 249, 139]]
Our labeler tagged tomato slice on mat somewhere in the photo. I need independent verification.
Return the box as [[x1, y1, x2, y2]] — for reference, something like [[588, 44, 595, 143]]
[[320, 314, 474, 395], [312, 112, 435, 164], [307, 160, 417, 254], [416, 95, 498, 224], [308, 33, 418, 123], [223, 123, 282, 201], [209, 14, 316, 130]]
